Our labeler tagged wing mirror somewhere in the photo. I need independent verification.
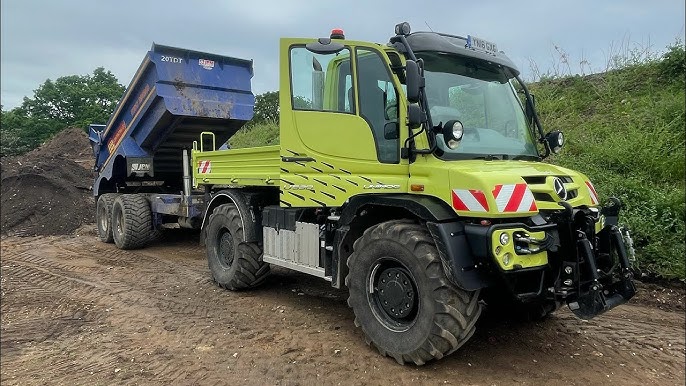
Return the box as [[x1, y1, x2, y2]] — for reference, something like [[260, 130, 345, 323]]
[[408, 103, 425, 129], [405, 60, 422, 103]]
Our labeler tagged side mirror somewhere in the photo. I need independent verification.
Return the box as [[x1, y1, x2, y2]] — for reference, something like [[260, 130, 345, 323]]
[[545, 130, 564, 153], [442, 120, 464, 149], [383, 122, 399, 140], [406, 60, 421, 103], [408, 103, 425, 129]]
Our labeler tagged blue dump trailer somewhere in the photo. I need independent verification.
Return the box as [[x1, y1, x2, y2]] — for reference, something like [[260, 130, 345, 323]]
[[89, 43, 254, 196], [89, 43, 255, 247]]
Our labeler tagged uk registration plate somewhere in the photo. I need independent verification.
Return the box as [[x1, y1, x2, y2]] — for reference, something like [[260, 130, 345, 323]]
[[466, 35, 498, 55]]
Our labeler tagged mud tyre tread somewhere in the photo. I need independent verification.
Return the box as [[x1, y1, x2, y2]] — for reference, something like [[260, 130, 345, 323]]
[[205, 204, 270, 290], [345, 220, 481, 366], [96, 193, 118, 243], [111, 194, 153, 250]]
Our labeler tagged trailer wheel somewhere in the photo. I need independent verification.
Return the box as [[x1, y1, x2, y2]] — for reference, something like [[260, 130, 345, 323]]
[[96, 193, 118, 243], [111, 194, 153, 250], [205, 204, 270, 290], [345, 220, 481, 365]]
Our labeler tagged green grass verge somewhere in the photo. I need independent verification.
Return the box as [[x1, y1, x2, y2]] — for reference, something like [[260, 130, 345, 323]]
[[530, 44, 685, 279]]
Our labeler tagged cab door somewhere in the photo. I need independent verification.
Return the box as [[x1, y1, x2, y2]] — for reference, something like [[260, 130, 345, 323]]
[[278, 38, 409, 208]]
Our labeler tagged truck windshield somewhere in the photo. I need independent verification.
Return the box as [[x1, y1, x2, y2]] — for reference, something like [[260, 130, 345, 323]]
[[418, 52, 539, 160]]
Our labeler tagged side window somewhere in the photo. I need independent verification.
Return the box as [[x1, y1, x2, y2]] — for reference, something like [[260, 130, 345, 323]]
[[356, 48, 399, 164], [290, 46, 353, 113]]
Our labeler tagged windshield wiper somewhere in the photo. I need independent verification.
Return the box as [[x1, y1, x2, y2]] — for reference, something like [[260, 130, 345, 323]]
[[512, 155, 541, 161]]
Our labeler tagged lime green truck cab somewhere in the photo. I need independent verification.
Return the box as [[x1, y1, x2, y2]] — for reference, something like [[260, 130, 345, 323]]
[[192, 23, 636, 365]]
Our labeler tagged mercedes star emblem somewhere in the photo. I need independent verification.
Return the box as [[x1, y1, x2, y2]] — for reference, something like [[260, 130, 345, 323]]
[[553, 177, 568, 200]]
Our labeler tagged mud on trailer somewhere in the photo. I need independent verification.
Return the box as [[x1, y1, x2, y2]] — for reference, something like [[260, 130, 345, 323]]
[[91, 23, 636, 365]]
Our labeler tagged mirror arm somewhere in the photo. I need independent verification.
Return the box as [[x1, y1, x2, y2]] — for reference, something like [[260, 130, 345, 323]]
[[515, 75, 549, 158], [392, 34, 437, 157]]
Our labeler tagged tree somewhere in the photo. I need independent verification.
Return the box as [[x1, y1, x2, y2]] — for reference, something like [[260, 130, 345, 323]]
[[0, 67, 125, 156], [253, 91, 279, 124]]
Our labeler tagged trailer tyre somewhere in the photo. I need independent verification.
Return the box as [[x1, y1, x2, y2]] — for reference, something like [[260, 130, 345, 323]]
[[96, 193, 118, 243], [111, 194, 153, 250], [205, 204, 270, 290], [345, 220, 481, 365]]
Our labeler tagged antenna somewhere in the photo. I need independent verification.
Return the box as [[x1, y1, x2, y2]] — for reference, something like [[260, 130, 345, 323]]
[[424, 21, 434, 32]]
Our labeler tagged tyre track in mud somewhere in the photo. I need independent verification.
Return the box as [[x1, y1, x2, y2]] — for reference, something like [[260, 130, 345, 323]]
[[1, 234, 684, 385]]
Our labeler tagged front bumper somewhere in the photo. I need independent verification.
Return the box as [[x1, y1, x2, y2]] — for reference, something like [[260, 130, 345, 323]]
[[431, 198, 636, 320]]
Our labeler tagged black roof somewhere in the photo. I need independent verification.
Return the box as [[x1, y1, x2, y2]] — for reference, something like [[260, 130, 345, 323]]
[[402, 32, 519, 76]]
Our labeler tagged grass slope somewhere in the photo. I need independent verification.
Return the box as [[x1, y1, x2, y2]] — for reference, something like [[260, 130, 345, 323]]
[[530, 45, 685, 279]]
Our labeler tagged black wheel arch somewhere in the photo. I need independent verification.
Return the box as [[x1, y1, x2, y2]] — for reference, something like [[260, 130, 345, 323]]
[[333, 194, 493, 291], [200, 188, 278, 246]]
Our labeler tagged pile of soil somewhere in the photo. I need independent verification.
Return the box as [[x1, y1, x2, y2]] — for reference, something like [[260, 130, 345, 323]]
[[1, 128, 95, 236]]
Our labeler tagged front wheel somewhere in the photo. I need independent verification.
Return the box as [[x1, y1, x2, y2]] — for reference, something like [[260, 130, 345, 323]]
[[346, 220, 481, 365]]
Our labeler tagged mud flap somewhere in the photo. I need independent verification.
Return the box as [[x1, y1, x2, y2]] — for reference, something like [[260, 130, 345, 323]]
[[567, 225, 636, 319]]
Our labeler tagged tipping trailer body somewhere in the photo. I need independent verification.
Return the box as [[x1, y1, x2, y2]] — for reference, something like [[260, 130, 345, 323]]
[[89, 43, 255, 197]]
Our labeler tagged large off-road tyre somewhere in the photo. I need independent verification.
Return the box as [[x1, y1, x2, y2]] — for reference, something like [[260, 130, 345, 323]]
[[96, 193, 118, 243], [205, 204, 270, 290], [346, 220, 481, 365], [111, 194, 153, 250]]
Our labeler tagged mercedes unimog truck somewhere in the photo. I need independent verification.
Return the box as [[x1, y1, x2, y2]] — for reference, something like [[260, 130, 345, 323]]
[[91, 23, 636, 365]]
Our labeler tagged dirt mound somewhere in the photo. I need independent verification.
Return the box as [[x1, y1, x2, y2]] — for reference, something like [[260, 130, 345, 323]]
[[32, 127, 94, 160], [1, 127, 94, 236]]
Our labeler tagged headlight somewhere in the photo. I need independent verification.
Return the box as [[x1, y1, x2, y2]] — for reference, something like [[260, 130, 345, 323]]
[[451, 121, 464, 141], [545, 131, 564, 154], [499, 232, 510, 245], [443, 120, 464, 149]]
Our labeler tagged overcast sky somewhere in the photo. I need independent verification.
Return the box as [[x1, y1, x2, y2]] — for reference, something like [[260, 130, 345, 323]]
[[1, 0, 684, 109]]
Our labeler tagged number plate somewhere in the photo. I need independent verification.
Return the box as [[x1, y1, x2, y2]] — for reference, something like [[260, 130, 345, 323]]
[[466, 35, 498, 55]]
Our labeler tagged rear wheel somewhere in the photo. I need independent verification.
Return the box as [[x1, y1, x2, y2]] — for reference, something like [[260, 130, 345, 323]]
[[111, 194, 153, 250], [205, 204, 270, 290], [96, 193, 118, 243], [346, 220, 481, 365]]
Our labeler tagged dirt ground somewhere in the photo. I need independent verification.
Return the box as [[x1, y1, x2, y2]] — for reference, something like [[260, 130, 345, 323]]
[[1, 230, 684, 385]]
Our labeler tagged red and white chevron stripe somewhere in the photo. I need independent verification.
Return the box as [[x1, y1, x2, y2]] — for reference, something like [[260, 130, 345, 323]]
[[585, 181, 599, 205], [197, 160, 212, 174], [451, 189, 489, 212], [492, 183, 537, 213]]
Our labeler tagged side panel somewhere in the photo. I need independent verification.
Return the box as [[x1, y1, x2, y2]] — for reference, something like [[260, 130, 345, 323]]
[[192, 145, 280, 187]]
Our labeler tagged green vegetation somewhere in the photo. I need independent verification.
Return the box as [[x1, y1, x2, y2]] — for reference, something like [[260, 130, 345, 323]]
[[530, 42, 685, 279], [0, 68, 124, 156], [229, 120, 279, 148]]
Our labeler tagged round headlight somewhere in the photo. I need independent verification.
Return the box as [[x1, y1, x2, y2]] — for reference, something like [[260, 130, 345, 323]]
[[557, 132, 564, 146], [499, 232, 510, 245], [443, 120, 464, 149], [451, 121, 464, 141]]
